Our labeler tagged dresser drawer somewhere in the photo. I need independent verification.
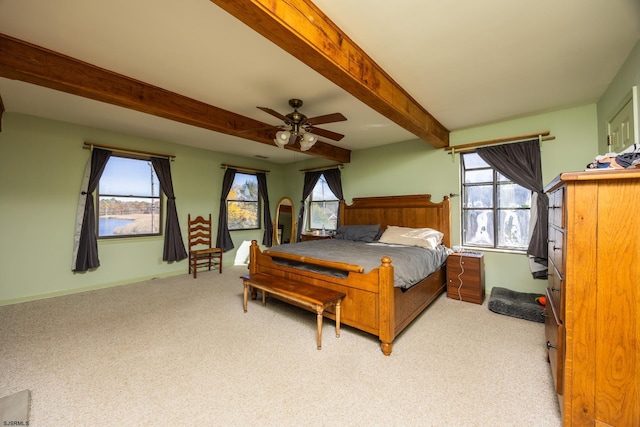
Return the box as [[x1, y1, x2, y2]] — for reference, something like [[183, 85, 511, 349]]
[[545, 289, 564, 395], [547, 265, 564, 322], [549, 187, 564, 227], [548, 227, 565, 276]]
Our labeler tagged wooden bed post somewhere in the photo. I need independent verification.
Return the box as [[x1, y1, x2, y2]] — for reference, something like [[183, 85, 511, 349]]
[[378, 256, 395, 356], [249, 240, 259, 274], [249, 240, 260, 300]]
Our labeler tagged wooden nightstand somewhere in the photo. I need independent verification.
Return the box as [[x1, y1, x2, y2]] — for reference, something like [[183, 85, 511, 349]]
[[300, 232, 332, 242], [446, 252, 485, 304]]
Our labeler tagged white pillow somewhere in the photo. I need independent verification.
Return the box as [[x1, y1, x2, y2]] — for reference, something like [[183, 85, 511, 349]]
[[378, 226, 443, 250]]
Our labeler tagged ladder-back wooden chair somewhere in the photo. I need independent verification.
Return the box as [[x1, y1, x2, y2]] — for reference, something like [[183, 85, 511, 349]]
[[188, 214, 222, 278]]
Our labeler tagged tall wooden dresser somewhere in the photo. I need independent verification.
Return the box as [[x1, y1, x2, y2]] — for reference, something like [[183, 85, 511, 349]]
[[544, 169, 640, 426]]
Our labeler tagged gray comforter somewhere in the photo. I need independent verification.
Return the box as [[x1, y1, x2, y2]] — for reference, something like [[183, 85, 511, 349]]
[[267, 240, 452, 289]]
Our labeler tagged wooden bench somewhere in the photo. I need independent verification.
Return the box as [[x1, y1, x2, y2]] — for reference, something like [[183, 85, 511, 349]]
[[240, 273, 346, 350]]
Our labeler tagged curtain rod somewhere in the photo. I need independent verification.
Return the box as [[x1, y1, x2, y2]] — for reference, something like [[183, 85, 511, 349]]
[[83, 142, 175, 160], [220, 163, 270, 174], [445, 131, 554, 154], [299, 163, 343, 173]]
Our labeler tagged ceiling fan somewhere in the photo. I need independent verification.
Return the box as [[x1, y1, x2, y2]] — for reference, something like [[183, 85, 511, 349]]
[[257, 99, 347, 151]]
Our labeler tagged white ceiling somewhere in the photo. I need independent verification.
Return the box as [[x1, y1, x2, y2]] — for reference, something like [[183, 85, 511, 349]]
[[1, 0, 639, 163]]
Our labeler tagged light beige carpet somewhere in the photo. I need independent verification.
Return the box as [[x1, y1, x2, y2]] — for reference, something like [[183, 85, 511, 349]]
[[0, 266, 561, 426], [0, 389, 30, 425]]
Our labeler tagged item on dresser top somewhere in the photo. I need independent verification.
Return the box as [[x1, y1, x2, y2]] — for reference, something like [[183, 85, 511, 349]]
[[487, 287, 545, 323], [586, 143, 640, 169]]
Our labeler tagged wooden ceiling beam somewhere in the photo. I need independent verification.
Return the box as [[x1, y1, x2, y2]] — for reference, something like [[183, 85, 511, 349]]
[[0, 33, 351, 163], [210, 0, 449, 149]]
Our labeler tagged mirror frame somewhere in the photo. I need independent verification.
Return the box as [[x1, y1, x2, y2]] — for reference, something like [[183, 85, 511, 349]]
[[273, 197, 296, 245]]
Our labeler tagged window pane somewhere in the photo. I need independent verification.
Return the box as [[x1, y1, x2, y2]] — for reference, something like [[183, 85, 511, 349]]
[[464, 169, 493, 184], [227, 173, 260, 230], [498, 209, 530, 248], [498, 183, 531, 208], [98, 156, 162, 238], [460, 152, 531, 252], [463, 210, 494, 246], [312, 176, 338, 201], [227, 201, 259, 230], [497, 172, 511, 182], [100, 157, 159, 197], [309, 201, 339, 230], [464, 185, 493, 208], [99, 196, 160, 236], [229, 173, 258, 201], [462, 152, 489, 169], [308, 174, 339, 231]]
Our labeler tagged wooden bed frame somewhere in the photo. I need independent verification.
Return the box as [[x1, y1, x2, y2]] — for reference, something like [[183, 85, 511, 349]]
[[248, 194, 451, 356]]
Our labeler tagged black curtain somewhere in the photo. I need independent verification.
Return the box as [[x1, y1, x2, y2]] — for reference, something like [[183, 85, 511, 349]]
[[256, 172, 273, 247], [216, 168, 236, 252], [150, 157, 188, 262], [322, 168, 344, 201], [296, 171, 323, 239], [321, 167, 344, 224], [476, 139, 548, 278], [74, 148, 111, 272]]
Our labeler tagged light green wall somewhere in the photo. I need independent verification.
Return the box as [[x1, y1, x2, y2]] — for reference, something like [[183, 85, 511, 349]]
[[283, 104, 598, 296], [0, 98, 609, 304], [597, 38, 640, 152], [0, 113, 285, 304]]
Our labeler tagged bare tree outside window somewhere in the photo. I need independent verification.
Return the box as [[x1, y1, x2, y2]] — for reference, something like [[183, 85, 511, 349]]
[[308, 174, 339, 231]]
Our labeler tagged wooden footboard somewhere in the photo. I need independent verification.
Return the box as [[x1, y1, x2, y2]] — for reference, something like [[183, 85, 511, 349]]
[[248, 240, 446, 355], [247, 193, 450, 356]]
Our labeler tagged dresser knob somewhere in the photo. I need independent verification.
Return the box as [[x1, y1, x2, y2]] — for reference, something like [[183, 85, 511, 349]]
[[546, 341, 557, 350]]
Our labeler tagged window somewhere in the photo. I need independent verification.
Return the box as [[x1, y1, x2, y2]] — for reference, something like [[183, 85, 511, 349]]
[[97, 156, 162, 238], [227, 173, 260, 230], [461, 152, 530, 251], [308, 174, 339, 231]]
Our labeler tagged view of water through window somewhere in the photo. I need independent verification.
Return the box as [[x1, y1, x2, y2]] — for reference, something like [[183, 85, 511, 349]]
[[98, 156, 161, 237]]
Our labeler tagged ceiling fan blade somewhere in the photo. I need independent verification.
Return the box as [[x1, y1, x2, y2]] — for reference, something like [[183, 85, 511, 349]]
[[308, 126, 344, 141], [306, 112, 347, 125], [257, 106, 289, 122]]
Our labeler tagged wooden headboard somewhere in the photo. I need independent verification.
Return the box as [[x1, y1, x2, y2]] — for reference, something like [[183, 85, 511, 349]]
[[339, 194, 451, 248]]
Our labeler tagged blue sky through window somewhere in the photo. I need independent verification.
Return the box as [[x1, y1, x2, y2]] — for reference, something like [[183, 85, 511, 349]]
[[100, 157, 159, 197]]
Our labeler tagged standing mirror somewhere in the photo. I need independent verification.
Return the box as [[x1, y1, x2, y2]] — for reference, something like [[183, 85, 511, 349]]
[[273, 197, 296, 245]]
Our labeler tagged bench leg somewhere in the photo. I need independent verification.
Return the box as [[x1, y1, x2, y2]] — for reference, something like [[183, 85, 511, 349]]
[[335, 300, 342, 338], [243, 282, 248, 313], [316, 308, 323, 350]]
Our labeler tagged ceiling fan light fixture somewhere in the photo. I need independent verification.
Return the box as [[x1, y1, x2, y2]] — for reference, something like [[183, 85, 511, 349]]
[[258, 98, 345, 152], [274, 130, 290, 148], [300, 132, 318, 151]]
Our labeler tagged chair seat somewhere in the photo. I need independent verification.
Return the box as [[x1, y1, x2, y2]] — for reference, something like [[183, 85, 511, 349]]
[[190, 248, 222, 256]]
